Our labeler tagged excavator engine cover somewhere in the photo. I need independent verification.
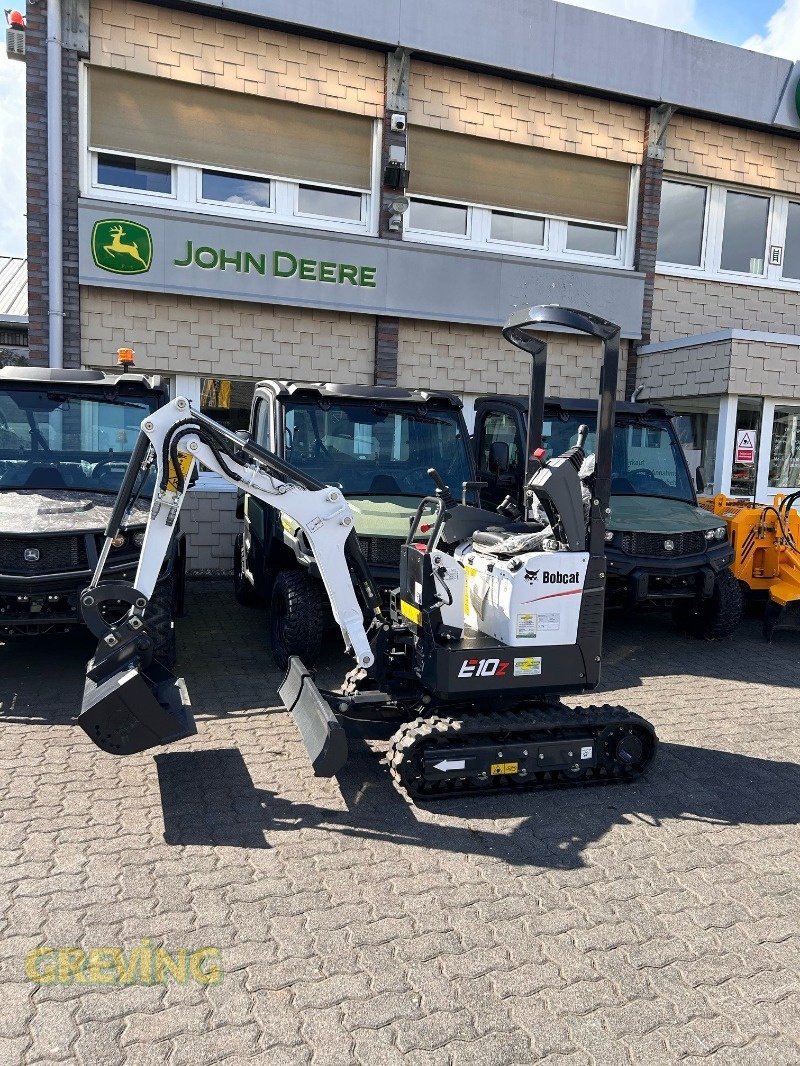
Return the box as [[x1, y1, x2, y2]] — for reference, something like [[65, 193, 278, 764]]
[[79, 655, 196, 756]]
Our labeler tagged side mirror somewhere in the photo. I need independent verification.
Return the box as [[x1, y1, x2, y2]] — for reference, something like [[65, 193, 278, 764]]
[[488, 441, 510, 475], [695, 467, 706, 492]]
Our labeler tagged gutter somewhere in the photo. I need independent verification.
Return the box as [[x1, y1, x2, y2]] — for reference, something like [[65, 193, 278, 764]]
[[47, 0, 63, 368]]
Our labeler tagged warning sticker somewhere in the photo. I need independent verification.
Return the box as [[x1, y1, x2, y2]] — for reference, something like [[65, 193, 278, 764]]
[[516, 612, 537, 638], [580, 746, 593, 760], [514, 656, 542, 676], [490, 761, 519, 776], [538, 612, 561, 632]]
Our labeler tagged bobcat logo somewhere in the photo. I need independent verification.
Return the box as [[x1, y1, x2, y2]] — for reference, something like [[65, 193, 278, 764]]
[[524, 567, 540, 584], [91, 219, 153, 275]]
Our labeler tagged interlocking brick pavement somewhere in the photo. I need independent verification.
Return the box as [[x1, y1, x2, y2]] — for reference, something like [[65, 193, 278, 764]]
[[0, 580, 798, 1065]]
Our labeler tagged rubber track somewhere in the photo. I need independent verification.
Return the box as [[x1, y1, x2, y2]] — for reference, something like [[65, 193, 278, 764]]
[[387, 704, 658, 801]]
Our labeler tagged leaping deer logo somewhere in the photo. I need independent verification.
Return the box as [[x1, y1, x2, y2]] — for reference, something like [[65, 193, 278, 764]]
[[103, 225, 148, 269]]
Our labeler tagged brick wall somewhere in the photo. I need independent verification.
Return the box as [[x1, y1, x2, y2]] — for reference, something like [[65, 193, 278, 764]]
[[80, 288, 375, 382], [90, 0, 384, 115], [409, 60, 645, 162], [397, 321, 628, 400], [664, 113, 800, 195], [181, 489, 239, 572], [650, 275, 800, 344]]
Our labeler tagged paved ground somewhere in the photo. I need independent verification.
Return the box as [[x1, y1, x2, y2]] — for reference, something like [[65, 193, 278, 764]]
[[0, 580, 798, 1066]]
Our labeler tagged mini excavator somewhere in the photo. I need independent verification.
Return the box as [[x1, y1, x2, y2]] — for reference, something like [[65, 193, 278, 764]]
[[78, 306, 658, 802]]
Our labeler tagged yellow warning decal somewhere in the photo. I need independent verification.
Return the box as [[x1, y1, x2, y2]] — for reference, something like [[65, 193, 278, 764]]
[[165, 451, 194, 493], [280, 512, 296, 534], [464, 564, 477, 615], [400, 599, 422, 626], [490, 762, 519, 776]]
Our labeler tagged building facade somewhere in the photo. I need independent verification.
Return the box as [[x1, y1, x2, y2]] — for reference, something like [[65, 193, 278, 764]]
[[23, 0, 800, 567]]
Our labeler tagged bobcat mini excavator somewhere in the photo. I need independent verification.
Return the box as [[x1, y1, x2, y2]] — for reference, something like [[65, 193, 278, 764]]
[[78, 306, 658, 801]]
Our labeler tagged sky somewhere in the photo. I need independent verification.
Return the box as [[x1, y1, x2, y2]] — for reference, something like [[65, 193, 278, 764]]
[[0, 1, 799, 260]]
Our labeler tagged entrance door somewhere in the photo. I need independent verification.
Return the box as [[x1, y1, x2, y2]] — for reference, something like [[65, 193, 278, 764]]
[[764, 402, 800, 500], [730, 399, 762, 498]]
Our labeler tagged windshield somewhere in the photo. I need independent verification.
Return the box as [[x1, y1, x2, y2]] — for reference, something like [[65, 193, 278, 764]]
[[542, 411, 695, 504], [0, 387, 158, 494], [283, 401, 472, 497]]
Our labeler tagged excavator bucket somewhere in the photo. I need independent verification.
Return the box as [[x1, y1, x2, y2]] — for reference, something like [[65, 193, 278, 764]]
[[78, 655, 197, 756], [279, 657, 348, 777]]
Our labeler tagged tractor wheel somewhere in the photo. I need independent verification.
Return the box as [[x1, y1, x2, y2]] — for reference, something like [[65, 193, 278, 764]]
[[674, 566, 743, 639], [233, 532, 259, 607], [269, 569, 326, 671], [146, 574, 177, 669]]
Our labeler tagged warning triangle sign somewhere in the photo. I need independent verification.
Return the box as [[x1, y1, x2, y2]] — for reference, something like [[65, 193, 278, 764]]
[[738, 431, 754, 448]]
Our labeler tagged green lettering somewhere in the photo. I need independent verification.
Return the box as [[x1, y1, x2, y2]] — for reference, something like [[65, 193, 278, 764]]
[[219, 249, 242, 271], [195, 246, 219, 269], [318, 261, 337, 283], [244, 252, 266, 275], [273, 251, 297, 278], [359, 266, 377, 288], [174, 240, 193, 267], [338, 263, 358, 285], [298, 258, 317, 281]]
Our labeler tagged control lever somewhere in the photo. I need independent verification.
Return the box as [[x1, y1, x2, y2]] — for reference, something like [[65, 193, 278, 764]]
[[497, 494, 522, 520], [427, 467, 457, 508], [461, 480, 487, 506]]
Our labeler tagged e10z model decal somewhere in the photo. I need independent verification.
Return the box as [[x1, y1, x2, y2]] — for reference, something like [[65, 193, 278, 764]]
[[457, 657, 510, 679]]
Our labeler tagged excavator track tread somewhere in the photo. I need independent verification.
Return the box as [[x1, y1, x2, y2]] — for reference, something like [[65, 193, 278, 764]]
[[387, 704, 657, 801]]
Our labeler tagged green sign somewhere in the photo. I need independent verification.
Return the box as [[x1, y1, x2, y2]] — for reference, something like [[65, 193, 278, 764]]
[[173, 241, 377, 287], [91, 219, 153, 275]]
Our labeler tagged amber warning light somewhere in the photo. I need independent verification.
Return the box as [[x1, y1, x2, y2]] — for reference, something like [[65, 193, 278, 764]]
[[7, 10, 25, 28], [117, 347, 135, 369]]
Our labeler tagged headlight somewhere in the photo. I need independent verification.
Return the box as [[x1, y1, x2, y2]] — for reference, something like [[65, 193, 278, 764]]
[[704, 529, 716, 541], [604, 529, 614, 543], [132, 530, 146, 547], [714, 526, 727, 541], [111, 533, 127, 549]]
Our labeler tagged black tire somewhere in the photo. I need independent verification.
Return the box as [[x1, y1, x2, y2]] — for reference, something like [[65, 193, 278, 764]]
[[673, 566, 743, 639], [146, 574, 177, 668], [233, 532, 259, 607], [269, 569, 326, 671]]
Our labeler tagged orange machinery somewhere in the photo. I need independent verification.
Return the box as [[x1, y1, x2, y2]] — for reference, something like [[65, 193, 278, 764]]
[[700, 492, 800, 640]]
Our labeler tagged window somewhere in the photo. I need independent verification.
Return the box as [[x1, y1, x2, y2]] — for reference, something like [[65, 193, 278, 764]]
[[657, 180, 706, 266], [768, 406, 800, 488], [97, 153, 171, 194], [199, 379, 253, 433], [490, 212, 545, 246], [253, 398, 271, 449], [201, 170, 271, 208], [409, 199, 469, 235], [297, 185, 363, 221], [783, 202, 800, 281], [478, 412, 522, 477], [720, 191, 769, 274], [565, 222, 617, 256]]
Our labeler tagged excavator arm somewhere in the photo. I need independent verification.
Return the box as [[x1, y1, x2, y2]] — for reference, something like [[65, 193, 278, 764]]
[[77, 397, 382, 770]]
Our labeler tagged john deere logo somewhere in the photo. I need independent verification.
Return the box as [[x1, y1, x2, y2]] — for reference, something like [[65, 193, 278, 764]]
[[92, 220, 152, 275]]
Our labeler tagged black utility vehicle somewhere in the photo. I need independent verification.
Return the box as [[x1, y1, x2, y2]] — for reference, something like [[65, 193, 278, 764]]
[[0, 366, 185, 663]]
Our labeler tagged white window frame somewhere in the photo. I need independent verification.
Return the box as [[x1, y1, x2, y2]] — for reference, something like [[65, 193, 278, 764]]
[[657, 175, 800, 291]]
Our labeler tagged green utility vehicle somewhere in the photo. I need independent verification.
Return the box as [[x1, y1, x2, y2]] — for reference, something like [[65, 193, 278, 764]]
[[473, 395, 742, 637], [0, 366, 185, 664], [234, 381, 476, 666]]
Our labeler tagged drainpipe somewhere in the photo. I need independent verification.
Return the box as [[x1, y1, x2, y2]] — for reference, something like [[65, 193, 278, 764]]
[[47, 0, 63, 368]]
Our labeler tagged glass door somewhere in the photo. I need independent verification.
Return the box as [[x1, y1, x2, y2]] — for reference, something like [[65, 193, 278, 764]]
[[730, 398, 762, 498], [767, 404, 800, 496]]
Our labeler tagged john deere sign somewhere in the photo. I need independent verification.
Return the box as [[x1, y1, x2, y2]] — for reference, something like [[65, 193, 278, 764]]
[[173, 242, 376, 287], [91, 220, 153, 275]]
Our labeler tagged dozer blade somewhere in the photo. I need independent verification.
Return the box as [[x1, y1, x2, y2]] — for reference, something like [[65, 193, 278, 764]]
[[279, 656, 348, 777], [79, 656, 196, 756]]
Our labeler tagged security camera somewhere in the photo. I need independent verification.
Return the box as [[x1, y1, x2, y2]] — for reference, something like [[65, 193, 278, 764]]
[[389, 196, 410, 215], [388, 213, 404, 233], [390, 113, 407, 133]]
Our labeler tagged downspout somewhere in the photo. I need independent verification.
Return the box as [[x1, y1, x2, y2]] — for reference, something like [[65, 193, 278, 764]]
[[47, 0, 63, 368]]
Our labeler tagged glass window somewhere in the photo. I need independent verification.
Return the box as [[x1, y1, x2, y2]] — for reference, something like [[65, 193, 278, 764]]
[[490, 212, 545, 246], [297, 185, 362, 221], [769, 406, 800, 488], [565, 222, 617, 256], [199, 378, 253, 433], [253, 398, 271, 449], [201, 170, 271, 208], [783, 202, 800, 281], [671, 407, 718, 491], [409, 199, 468, 235], [478, 412, 522, 476], [97, 153, 172, 194], [657, 180, 707, 266], [730, 401, 761, 497], [720, 191, 769, 274]]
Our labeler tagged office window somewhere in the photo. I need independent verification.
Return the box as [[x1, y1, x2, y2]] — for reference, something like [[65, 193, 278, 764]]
[[720, 190, 769, 274], [97, 153, 171, 194], [783, 202, 800, 281], [490, 212, 545, 245], [769, 406, 800, 488], [565, 222, 617, 256], [201, 170, 271, 208], [409, 199, 469, 235], [199, 379, 253, 433], [657, 180, 706, 266], [297, 185, 363, 221]]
